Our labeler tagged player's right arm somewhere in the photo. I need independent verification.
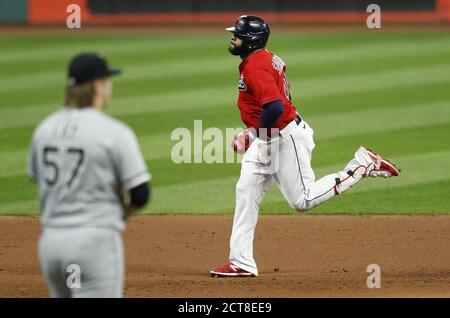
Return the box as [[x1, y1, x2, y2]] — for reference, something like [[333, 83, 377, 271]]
[[27, 131, 39, 182]]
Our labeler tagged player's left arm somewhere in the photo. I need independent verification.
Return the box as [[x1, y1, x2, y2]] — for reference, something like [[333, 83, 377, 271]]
[[251, 68, 284, 130], [123, 181, 151, 220], [114, 127, 151, 218], [255, 99, 284, 130]]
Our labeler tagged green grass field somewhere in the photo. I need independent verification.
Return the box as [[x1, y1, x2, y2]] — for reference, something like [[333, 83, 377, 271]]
[[1, 29, 449, 215]]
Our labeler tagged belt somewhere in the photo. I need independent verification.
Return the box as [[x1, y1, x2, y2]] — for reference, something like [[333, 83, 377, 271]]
[[263, 114, 303, 141], [277, 114, 303, 139]]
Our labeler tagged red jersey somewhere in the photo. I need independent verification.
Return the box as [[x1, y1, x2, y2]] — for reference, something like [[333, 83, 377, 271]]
[[237, 49, 298, 129]]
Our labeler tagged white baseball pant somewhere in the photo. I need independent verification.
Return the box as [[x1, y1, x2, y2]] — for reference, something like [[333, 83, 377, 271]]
[[39, 227, 124, 298], [229, 118, 367, 276]]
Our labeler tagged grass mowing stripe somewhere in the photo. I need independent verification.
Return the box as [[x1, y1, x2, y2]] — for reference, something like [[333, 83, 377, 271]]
[[1, 31, 448, 216], [8, 33, 450, 75], [297, 64, 450, 101], [4, 179, 448, 215], [144, 149, 450, 213], [154, 150, 450, 213], [2, 121, 448, 179], [0, 33, 231, 48], [3, 31, 449, 71], [0, 200, 39, 215], [2, 142, 449, 214], [2, 60, 449, 122], [4, 73, 450, 128], [0, 35, 222, 65], [142, 121, 449, 165], [0, 175, 36, 203], [103, 35, 450, 72], [153, 146, 450, 191], [261, 179, 450, 215], [301, 80, 450, 116], [315, 150, 450, 194], [107, 99, 450, 137], [308, 101, 450, 140], [0, 126, 35, 152], [0, 131, 178, 179], [0, 150, 29, 178], [0, 98, 447, 157], [263, 149, 450, 209], [286, 51, 450, 82], [2, 30, 447, 47], [3, 38, 449, 94], [1, 40, 226, 76], [332, 179, 450, 214], [312, 123, 450, 167]]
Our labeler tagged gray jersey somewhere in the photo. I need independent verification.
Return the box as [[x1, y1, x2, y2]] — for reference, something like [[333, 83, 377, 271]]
[[28, 107, 150, 231]]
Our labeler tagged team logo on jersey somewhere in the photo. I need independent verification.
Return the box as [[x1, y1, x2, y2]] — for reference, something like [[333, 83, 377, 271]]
[[238, 74, 247, 91]]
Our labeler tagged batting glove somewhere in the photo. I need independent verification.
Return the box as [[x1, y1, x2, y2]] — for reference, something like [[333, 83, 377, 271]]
[[231, 128, 257, 154]]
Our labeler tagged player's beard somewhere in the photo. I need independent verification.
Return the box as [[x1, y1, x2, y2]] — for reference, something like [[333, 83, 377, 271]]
[[228, 43, 244, 56]]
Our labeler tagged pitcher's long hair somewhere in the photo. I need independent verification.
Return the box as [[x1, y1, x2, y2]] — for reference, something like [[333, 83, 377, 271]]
[[65, 82, 95, 108]]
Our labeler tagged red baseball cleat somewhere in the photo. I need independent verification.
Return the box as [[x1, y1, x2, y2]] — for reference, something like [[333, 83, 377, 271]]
[[210, 262, 256, 277], [362, 146, 401, 178]]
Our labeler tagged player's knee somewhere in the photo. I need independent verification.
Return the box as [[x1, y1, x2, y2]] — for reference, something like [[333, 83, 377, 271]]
[[236, 178, 255, 193], [290, 199, 310, 213], [295, 207, 309, 213], [294, 206, 310, 213]]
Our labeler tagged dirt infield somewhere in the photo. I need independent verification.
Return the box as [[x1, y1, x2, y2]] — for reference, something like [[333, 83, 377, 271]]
[[1, 215, 450, 298]]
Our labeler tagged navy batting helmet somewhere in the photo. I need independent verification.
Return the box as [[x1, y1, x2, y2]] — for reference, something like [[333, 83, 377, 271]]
[[226, 15, 270, 54]]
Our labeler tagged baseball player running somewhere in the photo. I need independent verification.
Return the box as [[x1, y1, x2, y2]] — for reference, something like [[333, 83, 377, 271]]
[[28, 53, 151, 297], [210, 16, 401, 277]]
